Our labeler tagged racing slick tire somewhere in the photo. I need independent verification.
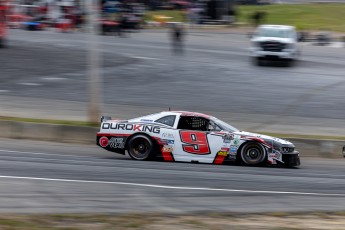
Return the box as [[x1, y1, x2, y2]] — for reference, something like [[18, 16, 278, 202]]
[[127, 134, 155, 161], [240, 142, 267, 166]]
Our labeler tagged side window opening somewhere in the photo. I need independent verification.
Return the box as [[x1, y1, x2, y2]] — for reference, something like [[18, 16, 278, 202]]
[[207, 121, 222, 132], [177, 116, 209, 131], [155, 115, 176, 127]]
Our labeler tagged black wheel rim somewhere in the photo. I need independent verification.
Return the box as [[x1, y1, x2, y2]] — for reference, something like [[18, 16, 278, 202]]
[[130, 138, 151, 160], [242, 144, 265, 165]]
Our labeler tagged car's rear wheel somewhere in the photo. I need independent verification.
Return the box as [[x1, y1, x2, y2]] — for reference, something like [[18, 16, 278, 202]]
[[127, 135, 155, 161], [240, 142, 266, 166]]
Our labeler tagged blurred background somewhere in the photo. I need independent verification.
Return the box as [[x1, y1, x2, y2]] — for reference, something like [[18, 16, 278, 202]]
[[1, 0, 345, 135], [1, 0, 345, 229]]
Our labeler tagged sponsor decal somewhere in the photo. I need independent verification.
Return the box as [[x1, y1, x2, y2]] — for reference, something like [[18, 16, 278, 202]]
[[159, 139, 175, 145], [229, 155, 236, 160], [230, 145, 238, 152], [233, 135, 240, 146], [230, 146, 238, 155], [269, 152, 280, 159], [165, 139, 175, 144], [99, 136, 109, 147], [102, 123, 160, 134], [162, 133, 174, 139], [140, 119, 153, 123], [109, 137, 125, 149], [163, 145, 174, 152], [217, 151, 228, 157], [222, 133, 234, 143]]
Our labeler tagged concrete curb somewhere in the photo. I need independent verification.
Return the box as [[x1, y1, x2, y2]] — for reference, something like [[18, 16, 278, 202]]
[[0, 120, 343, 158], [0, 120, 97, 145]]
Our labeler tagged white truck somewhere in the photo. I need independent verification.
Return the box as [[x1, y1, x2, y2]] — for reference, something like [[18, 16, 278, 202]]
[[250, 25, 299, 66]]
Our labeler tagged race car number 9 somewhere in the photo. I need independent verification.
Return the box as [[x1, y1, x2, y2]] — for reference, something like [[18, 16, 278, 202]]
[[180, 131, 210, 155]]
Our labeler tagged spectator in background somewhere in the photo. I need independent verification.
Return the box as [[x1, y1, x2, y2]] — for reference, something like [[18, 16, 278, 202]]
[[251, 11, 266, 27], [170, 23, 185, 55], [228, 7, 237, 25]]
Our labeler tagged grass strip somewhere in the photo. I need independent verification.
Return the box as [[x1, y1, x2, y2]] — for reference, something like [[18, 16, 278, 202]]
[[145, 4, 345, 32], [237, 3, 345, 32], [0, 212, 345, 229]]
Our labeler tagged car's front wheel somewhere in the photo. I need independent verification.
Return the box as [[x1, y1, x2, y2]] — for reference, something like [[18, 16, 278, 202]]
[[240, 142, 267, 166], [127, 135, 155, 161]]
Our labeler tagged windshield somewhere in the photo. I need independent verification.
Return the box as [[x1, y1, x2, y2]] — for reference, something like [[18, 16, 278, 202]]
[[257, 28, 292, 38], [211, 117, 239, 133]]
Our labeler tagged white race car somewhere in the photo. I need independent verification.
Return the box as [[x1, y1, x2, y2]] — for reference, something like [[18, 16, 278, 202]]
[[97, 111, 300, 167]]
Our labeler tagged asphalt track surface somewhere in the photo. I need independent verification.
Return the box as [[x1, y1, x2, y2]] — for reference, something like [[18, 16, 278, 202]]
[[0, 138, 345, 213], [1, 29, 345, 136]]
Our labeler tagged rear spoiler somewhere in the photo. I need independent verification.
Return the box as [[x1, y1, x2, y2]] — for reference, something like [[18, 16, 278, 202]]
[[100, 116, 112, 123]]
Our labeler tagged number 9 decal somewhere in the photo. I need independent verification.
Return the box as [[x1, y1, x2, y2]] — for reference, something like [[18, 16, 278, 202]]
[[180, 131, 211, 155]]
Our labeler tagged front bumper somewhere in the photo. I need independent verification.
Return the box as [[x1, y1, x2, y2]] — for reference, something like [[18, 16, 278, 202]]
[[251, 48, 296, 60], [282, 151, 300, 167]]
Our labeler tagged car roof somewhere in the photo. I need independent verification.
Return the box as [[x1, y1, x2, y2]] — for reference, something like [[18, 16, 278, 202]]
[[161, 111, 211, 118], [128, 111, 212, 124], [258, 24, 295, 30]]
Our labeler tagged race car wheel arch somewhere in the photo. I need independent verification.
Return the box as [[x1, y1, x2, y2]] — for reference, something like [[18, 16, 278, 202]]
[[126, 133, 157, 161], [239, 141, 267, 166]]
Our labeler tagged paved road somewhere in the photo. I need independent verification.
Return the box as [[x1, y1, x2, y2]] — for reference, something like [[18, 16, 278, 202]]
[[0, 138, 345, 213], [1, 29, 345, 136]]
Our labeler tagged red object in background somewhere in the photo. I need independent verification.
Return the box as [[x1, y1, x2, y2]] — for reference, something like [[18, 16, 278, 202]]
[[100, 19, 119, 27], [8, 14, 29, 28], [0, 2, 8, 47], [55, 19, 72, 32]]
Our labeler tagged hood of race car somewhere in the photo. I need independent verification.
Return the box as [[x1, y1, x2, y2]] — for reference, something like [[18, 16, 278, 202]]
[[235, 131, 294, 147]]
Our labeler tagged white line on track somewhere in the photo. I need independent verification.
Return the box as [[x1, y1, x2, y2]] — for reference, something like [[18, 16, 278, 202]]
[[1, 149, 345, 179], [133, 56, 159, 60], [0, 174, 343, 197], [18, 83, 41, 86], [0, 90, 10, 93], [63, 73, 84, 77], [41, 77, 68, 81]]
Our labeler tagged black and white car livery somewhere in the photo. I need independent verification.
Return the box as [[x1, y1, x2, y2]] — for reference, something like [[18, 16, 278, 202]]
[[97, 111, 300, 167]]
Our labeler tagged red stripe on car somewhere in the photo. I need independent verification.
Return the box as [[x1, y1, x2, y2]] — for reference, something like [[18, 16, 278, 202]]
[[213, 155, 225, 165], [162, 151, 174, 162], [97, 133, 131, 137]]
